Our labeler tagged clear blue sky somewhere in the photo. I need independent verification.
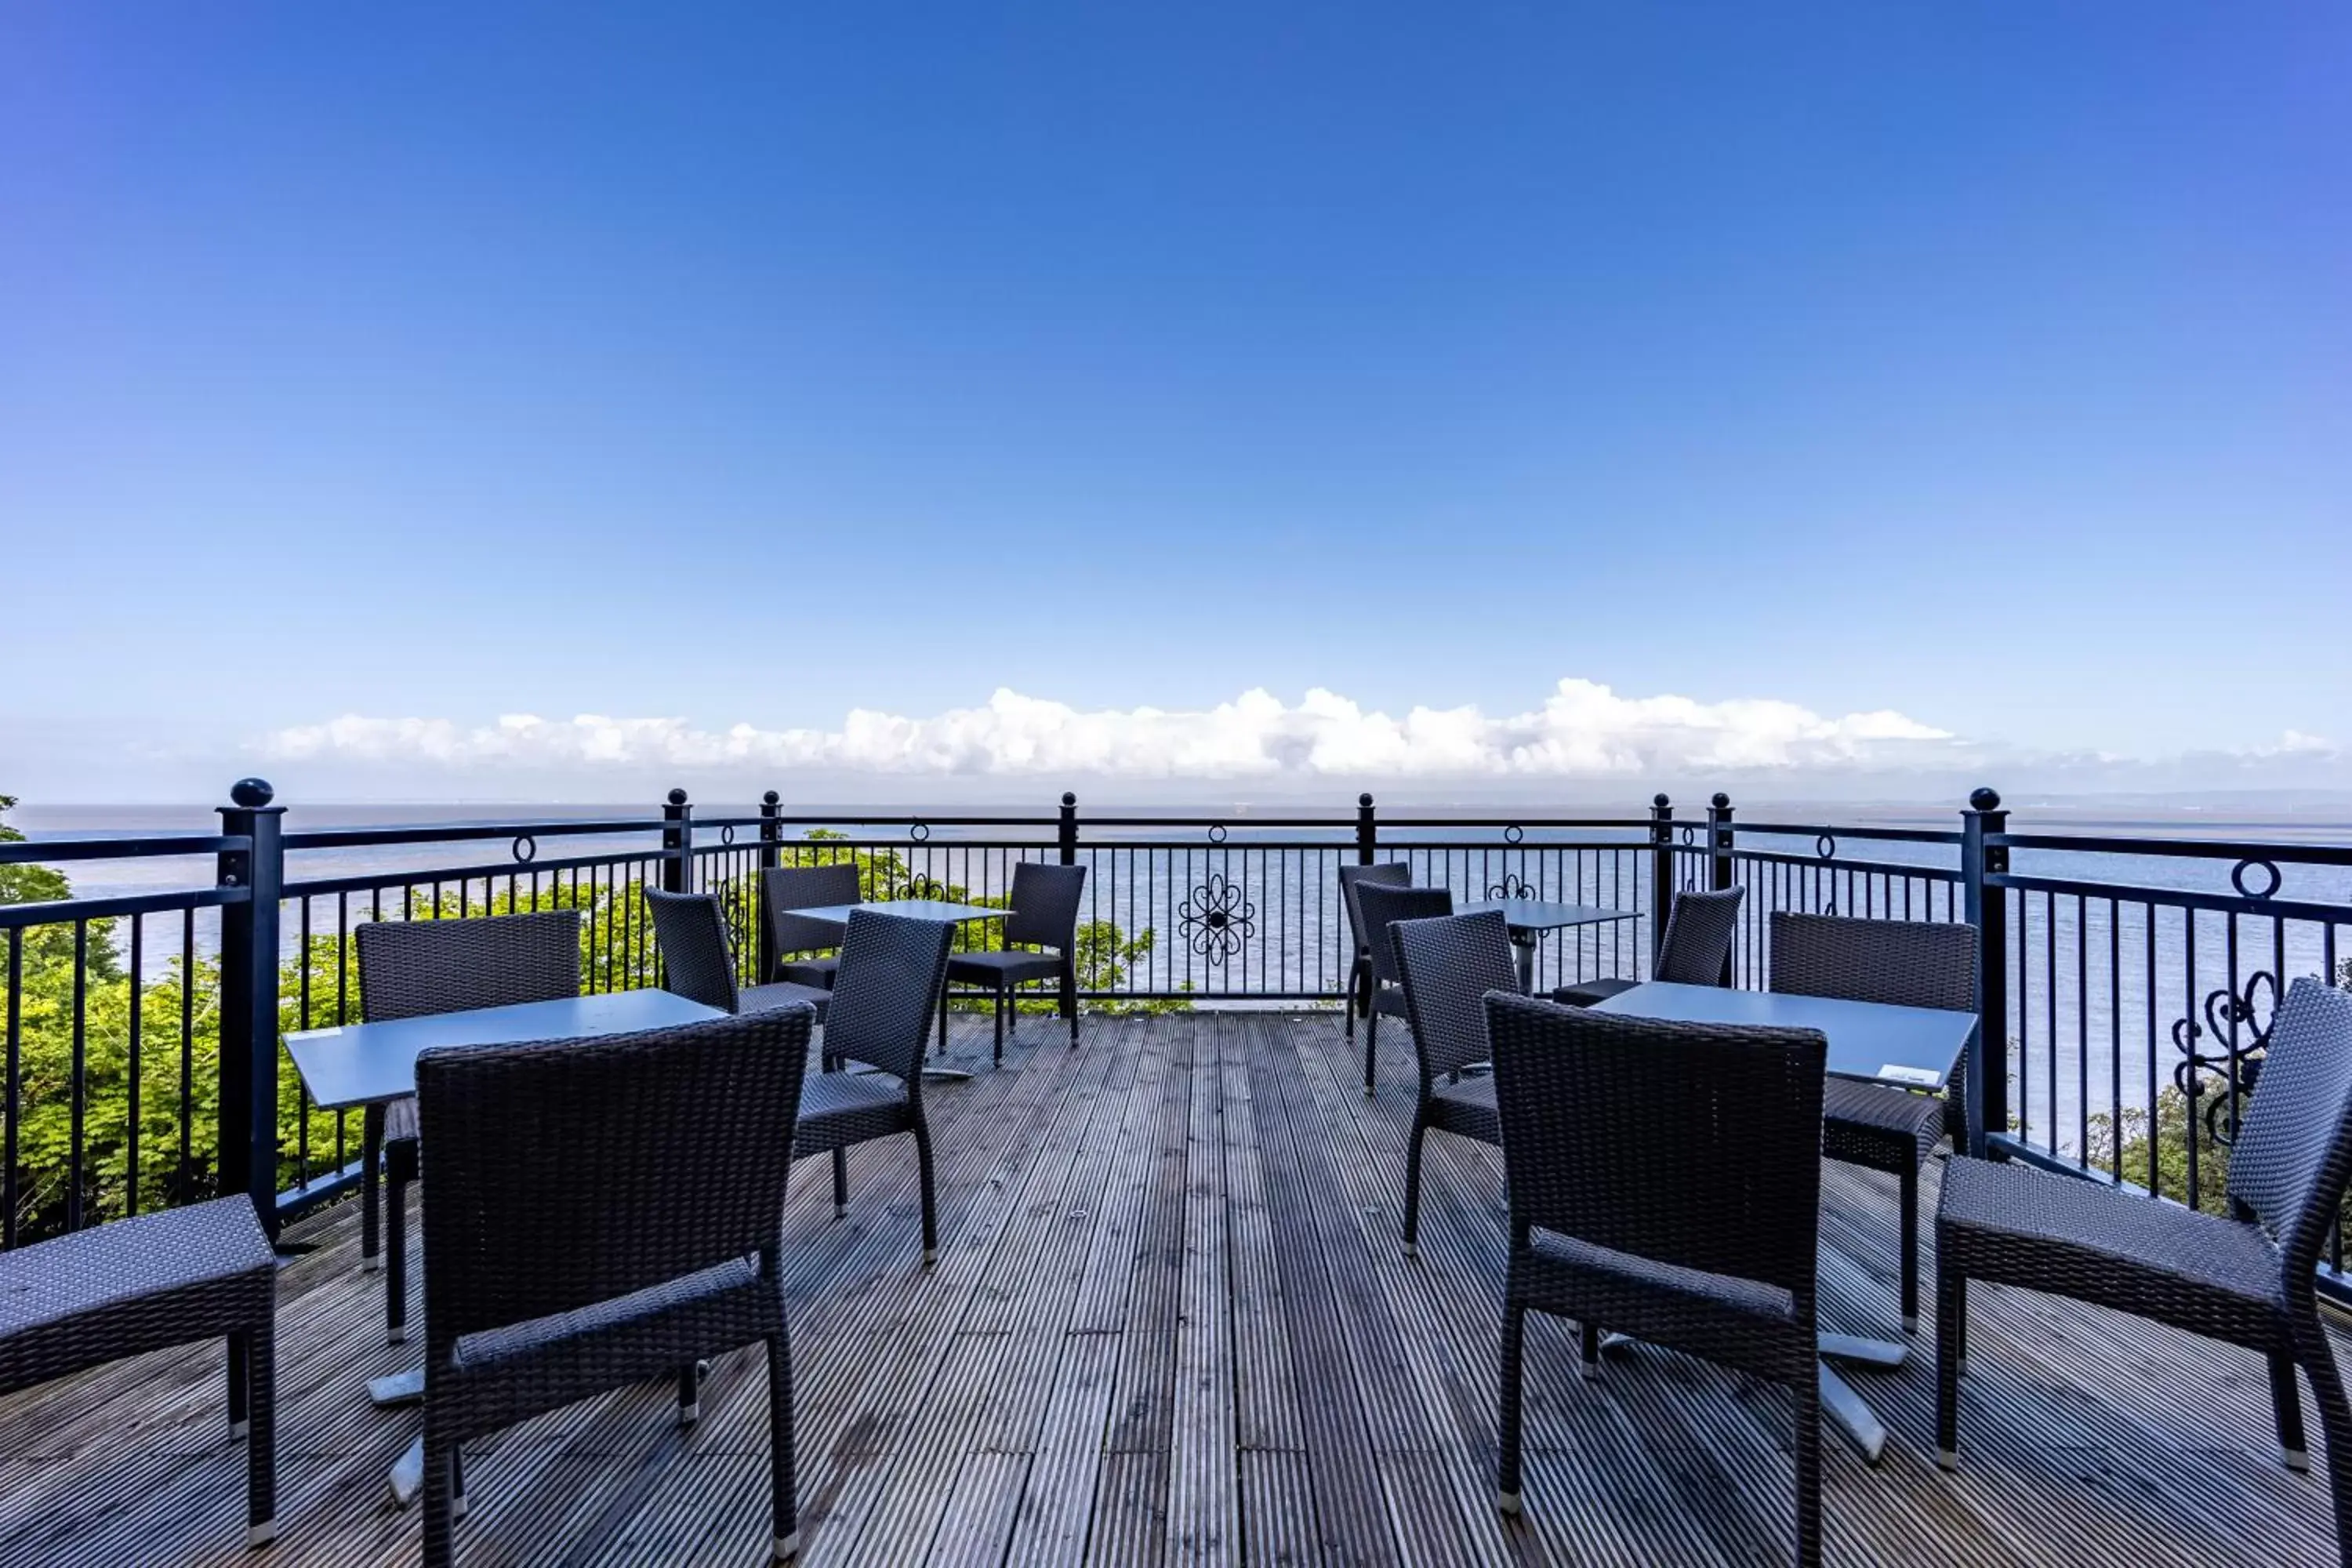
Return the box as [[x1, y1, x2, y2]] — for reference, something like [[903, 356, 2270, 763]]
[[3, 4, 2347, 799]]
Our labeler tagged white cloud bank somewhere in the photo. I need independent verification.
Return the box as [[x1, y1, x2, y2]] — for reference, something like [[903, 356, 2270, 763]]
[[263, 678, 1963, 781]]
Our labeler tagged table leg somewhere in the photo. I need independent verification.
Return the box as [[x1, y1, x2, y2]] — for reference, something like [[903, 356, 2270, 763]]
[[1820, 1362, 1887, 1465], [368, 1368, 423, 1406], [924, 975, 973, 1080], [1511, 934, 1537, 994]]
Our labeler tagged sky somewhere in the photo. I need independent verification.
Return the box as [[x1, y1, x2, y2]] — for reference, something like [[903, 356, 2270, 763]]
[[2, 4, 2347, 804]]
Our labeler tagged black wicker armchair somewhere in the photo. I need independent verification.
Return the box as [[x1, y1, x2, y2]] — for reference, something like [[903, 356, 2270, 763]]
[[1338, 862, 1411, 1041], [763, 862, 862, 991], [1553, 884, 1744, 1006], [355, 909, 583, 1348], [1388, 909, 1519, 1256], [943, 861, 1087, 1064], [1769, 912, 1975, 1334], [647, 887, 834, 1021], [1353, 880, 1454, 1094], [415, 1005, 812, 1567], [1938, 978, 2352, 1564], [1486, 990, 1827, 1566], [0, 1198, 279, 1549], [794, 908, 955, 1265]]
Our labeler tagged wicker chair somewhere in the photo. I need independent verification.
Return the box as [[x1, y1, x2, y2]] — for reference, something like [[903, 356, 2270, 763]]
[[1553, 884, 1744, 1006], [794, 908, 954, 1265], [416, 1006, 812, 1568], [1338, 862, 1411, 1040], [763, 862, 862, 990], [646, 888, 834, 1021], [943, 862, 1087, 1065], [0, 1198, 278, 1548], [1486, 989, 1826, 1566], [1389, 909, 1520, 1256], [355, 909, 583, 1347], [1938, 978, 2352, 1561], [1354, 880, 1454, 1094], [1768, 912, 1975, 1334]]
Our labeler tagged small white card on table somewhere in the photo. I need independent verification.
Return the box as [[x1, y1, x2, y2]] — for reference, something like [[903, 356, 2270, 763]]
[[1877, 1064, 1942, 1087]]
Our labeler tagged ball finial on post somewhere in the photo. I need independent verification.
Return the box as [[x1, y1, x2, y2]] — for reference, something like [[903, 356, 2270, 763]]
[[667, 787, 688, 807], [1711, 792, 1730, 810], [762, 789, 779, 806], [230, 778, 275, 808], [1062, 791, 1077, 808], [1969, 786, 2001, 812]]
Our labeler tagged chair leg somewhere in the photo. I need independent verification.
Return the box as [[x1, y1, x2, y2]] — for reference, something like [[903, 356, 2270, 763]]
[[245, 1317, 275, 1547], [1579, 1322, 1601, 1381], [1794, 1364, 1822, 1568], [1497, 1298, 1526, 1514], [1065, 960, 1078, 1047], [1345, 956, 1360, 1039], [386, 1165, 409, 1345], [913, 1120, 939, 1267], [227, 1327, 250, 1438], [938, 985, 948, 1054], [1364, 1008, 1378, 1095], [831, 1148, 848, 1217], [1900, 1162, 1920, 1334], [1936, 1265, 1964, 1468], [993, 984, 1007, 1067], [1403, 1122, 1427, 1257], [679, 1362, 703, 1425], [421, 1432, 458, 1568], [2295, 1327, 2352, 1568], [768, 1331, 800, 1560], [360, 1105, 383, 1271], [2272, 1349, 2311, 1471]]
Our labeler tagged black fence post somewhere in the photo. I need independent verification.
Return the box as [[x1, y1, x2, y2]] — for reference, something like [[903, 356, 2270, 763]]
[[755, 790, 781, 982], [1058, 793, 1080, 1026], [1648, 793, 1674, 973], [661, 788, 692, 895], [1355, 793, 1376, 866], [1058, 792, 1078, 866], [1960, 786, 2009, 1160], [1706, 792, 1735, 985], [216, 778, 284, 1239]]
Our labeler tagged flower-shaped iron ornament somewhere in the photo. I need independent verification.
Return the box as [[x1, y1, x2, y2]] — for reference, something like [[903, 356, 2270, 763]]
[[1486, 873, 1538, 902], [1178, 873, 1256, 965]]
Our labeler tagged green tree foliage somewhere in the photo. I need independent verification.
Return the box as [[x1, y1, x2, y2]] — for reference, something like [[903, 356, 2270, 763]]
[[0, 807, 1178, 1241]]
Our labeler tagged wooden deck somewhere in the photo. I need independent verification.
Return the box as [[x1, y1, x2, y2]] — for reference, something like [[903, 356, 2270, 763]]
[[0, 1011, 2342, 1566]]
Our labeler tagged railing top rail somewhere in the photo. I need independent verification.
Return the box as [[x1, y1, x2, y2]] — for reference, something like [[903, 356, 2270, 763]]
[[1730, 848, 1962, 881], [281, 845, 665, 899], [1989, 831, 2352, 867], [282, 817, 662, 850], [1733, 821, 1964, 846], [1987, 869, 2350, 922], [760, 815, 1062, 830], [1376, 815, 1661, 830], [0, 833, 251, 866]]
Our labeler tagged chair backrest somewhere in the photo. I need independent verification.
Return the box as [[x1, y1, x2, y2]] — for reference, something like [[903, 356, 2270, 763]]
[[357, 909, 582, 1022], [1004, 862, 1087, 950], [1356, 881, 1454, 988], [2227, 978, 2352, 1272], [1485, 989, 1823, 1300], [1768, 912, 1976, 1013], [1339, 862, 1412, 956], [644, 888, 742, 1013], [1392, 910, 1520, 1080], [824, 908, 953, 1081], [1653, 885, 1747, 985], [418, 1006, 811, 1345], [764, 862, 862, 964]]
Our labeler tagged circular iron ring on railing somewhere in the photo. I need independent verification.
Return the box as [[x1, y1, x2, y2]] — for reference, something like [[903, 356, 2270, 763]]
[[1486, 873, 1538, 902], [511, 834, 538, 864], [1679, 824, 1697, 846], [2172, 970, 2278, 1151], [1178, 873, 1255, 964], [1815, 833, 1837, 860], [2231, 858, 2282, 900], [909, 821, 931, 842], [720, 825, 736, 846], [1207, 823, 1229, 844], [1503, 825, 1525, 845]]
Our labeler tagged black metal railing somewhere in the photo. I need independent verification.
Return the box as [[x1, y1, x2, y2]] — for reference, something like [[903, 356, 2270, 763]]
[[4, 779, 2349, 1296]]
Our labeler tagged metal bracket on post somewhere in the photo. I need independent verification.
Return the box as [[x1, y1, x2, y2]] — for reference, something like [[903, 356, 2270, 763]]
[[216, 779, 285, 1240], [1648, 794, 1674, 973], [756, 791, 782, 982], [1960, 786, 2009, 1160]]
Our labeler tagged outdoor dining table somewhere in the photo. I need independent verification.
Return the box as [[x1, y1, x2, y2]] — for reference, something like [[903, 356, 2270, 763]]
[[1460, 898, 1642, 993], [785, 899, 1011, 1080], [1588, 979, 1978, 1465], [284, 987, 726, 1504]]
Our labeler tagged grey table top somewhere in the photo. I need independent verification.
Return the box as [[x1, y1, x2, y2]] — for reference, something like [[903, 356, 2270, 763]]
[[789, 900, 1009, 926], [1461, 898, 1642, 935], [285, 989, 726, 1111], [1589, 981, 1974, 1088]]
